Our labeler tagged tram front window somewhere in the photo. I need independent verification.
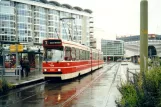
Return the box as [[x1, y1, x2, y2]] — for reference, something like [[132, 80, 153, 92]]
[[44, 49, 63, 62]]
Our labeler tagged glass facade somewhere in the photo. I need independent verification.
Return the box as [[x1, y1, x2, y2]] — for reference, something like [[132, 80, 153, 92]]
[[16, 3, 32, 43], [86, 17, 90, 46], [60, 12, 72, 40], [0, 1, 16, 42], [72, 14, 82, 43], [48, 9, 59, 39], [0, 0, 92, 45], [0, 0, 93, 70], [33, 6, 47, 43], [101, 39, 124, 56]]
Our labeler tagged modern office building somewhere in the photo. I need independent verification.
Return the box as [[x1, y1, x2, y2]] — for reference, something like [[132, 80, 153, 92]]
[[116, 34, 161, 63], [101, 39, 124, 61], [0, 0, 93, 68]]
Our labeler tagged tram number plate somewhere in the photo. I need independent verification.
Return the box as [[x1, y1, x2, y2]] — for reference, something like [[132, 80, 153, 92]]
[[50, 69, 55, 71]]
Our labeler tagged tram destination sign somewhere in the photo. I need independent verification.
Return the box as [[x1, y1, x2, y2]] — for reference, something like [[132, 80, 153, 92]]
[[44, 40, 62, 45]]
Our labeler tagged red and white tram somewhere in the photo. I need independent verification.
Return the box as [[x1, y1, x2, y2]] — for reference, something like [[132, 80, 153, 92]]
[[42, 39, 104, 80]]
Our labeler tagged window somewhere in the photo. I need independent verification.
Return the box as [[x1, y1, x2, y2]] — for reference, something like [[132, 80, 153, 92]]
[[65, 47, 71, 61], [86, 51, 90, 60], [82, 50, 85, 60], [80, 50, 83, 60], [76, 48, 80, 60], [71, 47, 76, 61]]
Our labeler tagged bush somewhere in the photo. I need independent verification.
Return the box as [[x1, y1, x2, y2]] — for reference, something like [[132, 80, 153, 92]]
[[117, 83, 139, 107], [117, 66, 161, 107], [0, 78, 14, 94]]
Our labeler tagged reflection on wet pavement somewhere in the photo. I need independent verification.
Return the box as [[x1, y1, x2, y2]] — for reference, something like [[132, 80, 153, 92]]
[[0, 63, 127, 107]]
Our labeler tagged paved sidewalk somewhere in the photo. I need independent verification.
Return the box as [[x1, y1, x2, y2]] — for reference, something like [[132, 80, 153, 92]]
[[1, 69, 44, 87]]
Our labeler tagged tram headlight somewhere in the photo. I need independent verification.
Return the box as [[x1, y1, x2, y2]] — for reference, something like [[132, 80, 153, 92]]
[[58, 69, 61, 72], [44, 69, 47, 72]]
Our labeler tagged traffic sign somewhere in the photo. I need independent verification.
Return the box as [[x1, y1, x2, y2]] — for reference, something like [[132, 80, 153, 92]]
[[10, 44, 23, 52]]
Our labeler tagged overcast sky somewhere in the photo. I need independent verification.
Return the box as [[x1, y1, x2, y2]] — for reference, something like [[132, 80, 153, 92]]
[[55, 0, 161, 39]]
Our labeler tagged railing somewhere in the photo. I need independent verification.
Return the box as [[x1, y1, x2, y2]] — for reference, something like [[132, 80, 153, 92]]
[[0, 66, 42, 81], [0, 66, 21, 81], [126, 68, 140, 82]]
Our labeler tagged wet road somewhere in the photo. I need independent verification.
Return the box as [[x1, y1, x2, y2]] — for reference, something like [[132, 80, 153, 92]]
[[0, 62, 123, 107]]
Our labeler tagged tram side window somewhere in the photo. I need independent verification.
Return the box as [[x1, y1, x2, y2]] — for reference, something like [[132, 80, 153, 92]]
[[84, 51, 87, 60], [80, 50, 85, 60], [82, 50, 86, 60], [86, 51, 90, 60], [76, 48, 80, 60], [80, 50, 83, 60], [65, 47, 71, 61], [71, 47, 76, 61], [92, 53, 95, 60], [96, 53, 98, 60]]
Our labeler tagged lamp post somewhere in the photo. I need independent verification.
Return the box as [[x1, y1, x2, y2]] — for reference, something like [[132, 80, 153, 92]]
[[140, 0, 148, 72]]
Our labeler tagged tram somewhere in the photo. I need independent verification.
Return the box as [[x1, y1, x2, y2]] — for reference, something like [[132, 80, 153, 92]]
[[42, 39, 104, 80]]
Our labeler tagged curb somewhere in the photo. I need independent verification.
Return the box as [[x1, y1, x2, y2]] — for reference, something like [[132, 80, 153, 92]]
[[13, 77, 45, 88]]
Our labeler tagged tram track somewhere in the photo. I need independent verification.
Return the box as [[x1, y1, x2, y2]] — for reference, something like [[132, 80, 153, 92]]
[[105, 63, 121, 107], [1, 63, 118, 107], [61, 63, 118, 107]]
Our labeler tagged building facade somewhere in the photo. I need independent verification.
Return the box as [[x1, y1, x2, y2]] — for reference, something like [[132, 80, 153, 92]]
[[0, 0, 93, 69], [101, 39, 124, 61], [90, 38, 96, 49], [116, 34, 161, 63]]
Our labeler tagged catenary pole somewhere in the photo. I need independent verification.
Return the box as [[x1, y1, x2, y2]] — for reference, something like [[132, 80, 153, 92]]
[[140, 0, 148, 72]]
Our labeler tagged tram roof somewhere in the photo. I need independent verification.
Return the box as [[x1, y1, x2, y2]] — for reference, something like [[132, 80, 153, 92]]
[[62, 40, 90, 51]]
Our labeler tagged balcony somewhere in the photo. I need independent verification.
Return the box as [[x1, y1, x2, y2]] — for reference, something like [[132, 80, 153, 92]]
[[90, 35, 93, 38], [90, 38, 96, 43], [89, 21, 94, 23]]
